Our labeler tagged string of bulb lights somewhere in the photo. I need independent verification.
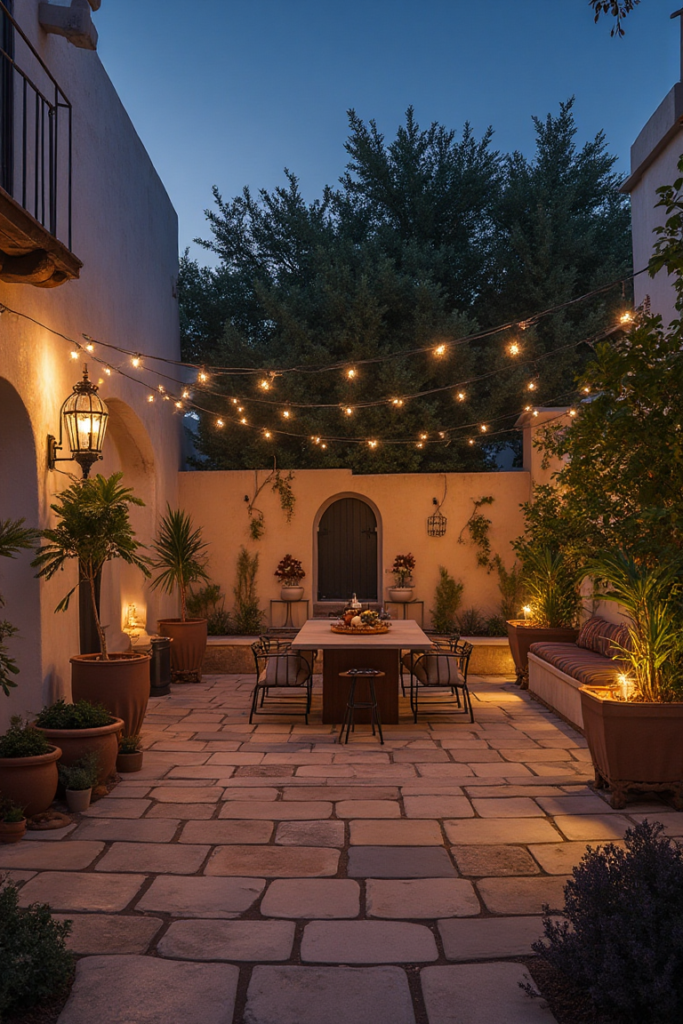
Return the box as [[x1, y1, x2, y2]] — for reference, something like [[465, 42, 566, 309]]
[[0, 289, 637, 450]]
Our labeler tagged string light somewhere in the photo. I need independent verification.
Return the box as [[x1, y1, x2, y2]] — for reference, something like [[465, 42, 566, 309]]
[[282, 410, 291, 419], [231, 398, 239, 405], [162, 395, 170, 401], [583, 386, 590, 394], [391, 399, 404, 407], [147, 395, 154, 403], [264, 430, 272, 439], [175, 401, 183, 410], [568, 409, 577, 417], [157, 384, 165, 393], [456, 392, 466, 402], [433, 344, 447, 357], [131, 356, 141, 369], [368, 440, 378, 449], [237, 406, 244, 413], [480, 424, 488, 433], [344, 407, 353, 416], [240, 417, 248, 425], [532, 410, 539, 417], [524, 405, 532, 412], [419, 433, 428, 440], [85, 342, 94, 353], [70, 350, 79, 360], [104, 367, 112, 376], [416, 442, 424, 449], [527, 381, 537, 391], [198, 372, 208, 383], [182, 389, 190, 400], [438, 432, 445, 439], [620, 311, 634, 324], [216, 418, 224, 428], [468, 438, 475, 445], [508, 342, 520, 356], [321, 443, 327, 449], [346, 368, 357, 379], [258, 379, 271, 390]]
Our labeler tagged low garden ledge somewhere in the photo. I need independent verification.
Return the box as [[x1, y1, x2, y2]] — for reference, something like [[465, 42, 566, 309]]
[[203, 635, 515, 676]]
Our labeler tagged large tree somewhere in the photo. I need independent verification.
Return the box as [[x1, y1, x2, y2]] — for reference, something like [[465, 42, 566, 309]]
[[180, 102, 631, 472]]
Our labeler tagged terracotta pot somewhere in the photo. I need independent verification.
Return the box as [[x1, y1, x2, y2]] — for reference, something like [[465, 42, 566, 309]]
[[0, 746, 61, 817], [157, 619, 207, 682], [506, 620, 578, 687], [0, 818, 27, 844], [65, 788, 92, 813], [71, 653, 151, 737], [388, 587, 414, 603], [116, 750, 143, 773], [280, 586, 304, 601], [34, 717, 124, 786], [580, 686, 683, 809]]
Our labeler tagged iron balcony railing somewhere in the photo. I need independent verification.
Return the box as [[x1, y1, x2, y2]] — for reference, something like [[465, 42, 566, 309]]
[[0, 0, 73, 251]]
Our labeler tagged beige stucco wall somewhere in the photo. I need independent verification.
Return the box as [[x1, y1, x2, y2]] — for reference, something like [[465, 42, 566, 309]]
[[0, 2, 181, 728], [178, 467, 531, 628]]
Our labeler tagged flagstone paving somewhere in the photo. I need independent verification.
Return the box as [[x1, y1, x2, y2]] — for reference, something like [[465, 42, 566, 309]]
[[2, 670, 680, 1023]]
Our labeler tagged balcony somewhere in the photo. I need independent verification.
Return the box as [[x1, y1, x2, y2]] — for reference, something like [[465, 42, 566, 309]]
[[0, 1, 81, 287]]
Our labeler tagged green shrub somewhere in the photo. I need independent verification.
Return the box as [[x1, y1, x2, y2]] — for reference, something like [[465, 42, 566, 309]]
[[0, 799, 24, 823], [430, 567, 463, 634], [118, 734, 141, 754], [232, 547, 265, 635], [485, 614, 508, 637], [187, 583, 233, 635], [0, 877, 74, 1017], [58, 753, 99, 791], [35, 698, 113, 730], [456, 607, 487, 635], [0, 717, 51, 758], [532, 821, 683, 1023]]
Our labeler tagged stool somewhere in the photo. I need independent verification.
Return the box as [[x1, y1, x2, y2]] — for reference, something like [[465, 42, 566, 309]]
[[339, 669, 384, 744]]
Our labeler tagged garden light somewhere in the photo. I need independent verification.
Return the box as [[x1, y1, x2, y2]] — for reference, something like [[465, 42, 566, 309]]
[[47, 366, 109, 479]]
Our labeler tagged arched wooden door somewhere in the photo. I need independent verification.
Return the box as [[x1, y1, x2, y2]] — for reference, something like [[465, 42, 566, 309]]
[[317, 497, 378, 601]]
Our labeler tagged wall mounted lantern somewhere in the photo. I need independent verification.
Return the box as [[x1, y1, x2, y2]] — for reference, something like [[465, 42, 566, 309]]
[[427, 481, 448, 537], [47, 365, 109, 478]]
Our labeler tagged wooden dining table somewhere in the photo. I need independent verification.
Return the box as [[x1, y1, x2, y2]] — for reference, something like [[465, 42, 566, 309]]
[[291, 619, 433, 724]]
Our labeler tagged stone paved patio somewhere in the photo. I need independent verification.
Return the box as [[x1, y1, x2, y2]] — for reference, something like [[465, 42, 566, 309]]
[[3, 671, 681, 1023]]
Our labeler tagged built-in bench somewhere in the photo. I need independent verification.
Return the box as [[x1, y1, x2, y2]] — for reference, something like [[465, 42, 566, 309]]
[[528, 616, 630, 730], [203, 634, 515, 677]]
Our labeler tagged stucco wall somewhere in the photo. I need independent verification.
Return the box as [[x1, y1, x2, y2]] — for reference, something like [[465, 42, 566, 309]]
[[0, 2, 181, 728], [178, 467, 531, 629]]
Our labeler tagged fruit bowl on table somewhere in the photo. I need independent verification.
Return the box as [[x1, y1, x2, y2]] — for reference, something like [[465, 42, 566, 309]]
[[330, 622, 391, 635]]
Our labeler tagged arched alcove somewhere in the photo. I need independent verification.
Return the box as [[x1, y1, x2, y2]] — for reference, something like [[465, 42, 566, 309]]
[[314, 493, 382, 603], [0, 377, 41, 729], [98, 398, 157, 646]]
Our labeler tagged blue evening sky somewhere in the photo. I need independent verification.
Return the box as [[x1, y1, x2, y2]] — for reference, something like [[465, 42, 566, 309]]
[[97, 1, 681, 262]]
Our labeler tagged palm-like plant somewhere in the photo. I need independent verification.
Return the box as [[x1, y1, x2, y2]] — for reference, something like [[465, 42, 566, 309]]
[[586, 552, 683, 702], [32, 474, 150, 660], [0, 518, 38, 695], [521, 546, 582, 629], [150, 507, 209, 621]]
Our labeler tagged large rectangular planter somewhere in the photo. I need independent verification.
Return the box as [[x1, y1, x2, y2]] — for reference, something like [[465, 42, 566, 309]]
[[579, 686, 683, 809]]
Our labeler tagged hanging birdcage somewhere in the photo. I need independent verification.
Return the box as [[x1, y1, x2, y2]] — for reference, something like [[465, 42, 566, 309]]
[[427, 509, 447, 537]]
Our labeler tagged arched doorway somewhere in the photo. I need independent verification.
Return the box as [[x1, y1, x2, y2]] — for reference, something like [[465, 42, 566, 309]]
[[317, 496, 379, 601], [0, 377, 41, 729]]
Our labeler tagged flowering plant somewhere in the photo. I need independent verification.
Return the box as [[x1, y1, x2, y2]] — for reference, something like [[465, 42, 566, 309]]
[[275, 554, 306, 585], [391, 553, 415, 586]]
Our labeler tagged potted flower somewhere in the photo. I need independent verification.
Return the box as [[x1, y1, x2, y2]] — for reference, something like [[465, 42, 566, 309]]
[[32, 473, 152, 736], [388, 553, 416, 602], [34, 699, 123, 785], [275, 554, 305, 601], [579, 553, 683, 809], [116, 734, 143, 773], [58, 754, 99, 813], [0, 798, 27, 844], [506, 545, 581, 687], [0, 717, 61, 817], [152, 507, 210, 682]]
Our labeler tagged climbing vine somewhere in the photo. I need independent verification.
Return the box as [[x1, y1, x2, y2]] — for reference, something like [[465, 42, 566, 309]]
[[458, 496, 495, 567], [245, 460, 296, 540], [458, 495, 525, 618]]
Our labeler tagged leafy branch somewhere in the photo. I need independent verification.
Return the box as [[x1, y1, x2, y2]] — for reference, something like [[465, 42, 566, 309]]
[[589, 0, 640, 37], [246, 460, 296, 540], [458, 496, 495, 567]]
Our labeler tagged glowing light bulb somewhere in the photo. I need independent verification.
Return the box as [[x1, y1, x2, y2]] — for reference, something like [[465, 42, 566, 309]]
[[104, 368, 112, 376], [391, 398, 404, 407], [620, 311, 634, 325], [216, 418, 224, 428], [532, 410, 539, 417], [321, 443, 327, 449], [70, 350, 79, 360], [344, 407, 353, 416], [433, 344, 447, 357], [314, 437, 321, 444], [237, 406, 244, 413], [438, 432, 445, 439], [264, 430, 272, 439], [416, 442, 424, 449], [175, 401, 182, 409], [157, 385, 165, 393], [524, 405, 532, 412], [468, 438, 475, 445], [583, 386, 590, 394], [368, 440, 378, 449], [346, 368, 356, 379], [527, 381, 537, 391], [480, 424, 488, 433], [85, 342, 94, 353], [522, 604, 532, 620], [147, 395, 154, 403], [282, 410, 291, 419], [182, 389, 190, 400], [569, 409, 577, 418], [231, 398, 238, 405], [419, 433, 428, 440], [258, 379, 271, 390], [132, 356, 141, 368], [198, 372, 208, 383], [508, 342, 520, 356], [456, 392, 466, 402], [240, 417, 248, 425]]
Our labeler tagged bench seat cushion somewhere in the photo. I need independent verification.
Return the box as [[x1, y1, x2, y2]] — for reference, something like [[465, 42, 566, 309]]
[[529, 642, 625, 688]]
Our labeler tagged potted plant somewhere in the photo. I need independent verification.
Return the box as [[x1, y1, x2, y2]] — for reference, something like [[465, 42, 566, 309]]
[[58, 754, 99, 813], [0, 717, 61, 817], [274, 554, 305, 601], [32, 473, 152, 736], [34, 699, 123, 785], [0, 798, 27, 844], [152, 506, 210, 682], [116, 734, 143, 773], [579, 552, 683, 809], [506, 545, 581, 687], [388, 553, 416, 602]]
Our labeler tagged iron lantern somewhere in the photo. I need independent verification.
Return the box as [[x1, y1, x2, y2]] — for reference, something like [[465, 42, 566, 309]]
[[47, 365, 109, 478]]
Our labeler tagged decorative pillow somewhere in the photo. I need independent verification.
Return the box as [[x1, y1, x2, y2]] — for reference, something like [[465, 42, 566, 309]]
[[600, 621, 632, 659], [576, 616, 608, 654]]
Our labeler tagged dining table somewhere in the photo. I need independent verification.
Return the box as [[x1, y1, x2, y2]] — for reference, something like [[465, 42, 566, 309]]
[[290, 618, 433, 724]]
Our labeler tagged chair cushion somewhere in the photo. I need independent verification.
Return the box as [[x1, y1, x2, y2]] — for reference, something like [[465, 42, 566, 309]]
[[408, 654, 461, 686], [261, 656, 310, 687], [530, 642, 625, 687], [576, 616, 632, 657]]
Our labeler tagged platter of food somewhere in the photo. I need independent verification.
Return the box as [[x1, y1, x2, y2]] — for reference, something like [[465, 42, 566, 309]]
[[330, 610, 391, 635]]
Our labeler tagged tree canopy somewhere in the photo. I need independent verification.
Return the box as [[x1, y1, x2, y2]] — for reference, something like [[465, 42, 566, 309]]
[[180, 101, 631, 472]]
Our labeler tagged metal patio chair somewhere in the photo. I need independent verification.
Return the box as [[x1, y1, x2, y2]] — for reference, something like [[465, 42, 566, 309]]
[[250, 641, 315, 724], [407, 641, 474, 722], [400, 632, 460, 696]]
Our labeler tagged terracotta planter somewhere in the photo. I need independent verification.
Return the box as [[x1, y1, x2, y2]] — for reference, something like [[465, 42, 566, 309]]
[[0, 746, 61, 817], [157, 619, 207, 682], [280, 586, 304, 601], [506, 620, 578, 687], [116, 750, 143, 773], [580, 686, 683, 809], [71, 653, 151, 737], [0, 818, 27, 844], [34, 717, 124, 786], [388, 587, 414, 603], [65, 788, 92, 813]]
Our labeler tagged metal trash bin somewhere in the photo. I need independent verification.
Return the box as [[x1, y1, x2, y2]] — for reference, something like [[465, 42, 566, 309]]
[[150, 636, 172, 697]]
